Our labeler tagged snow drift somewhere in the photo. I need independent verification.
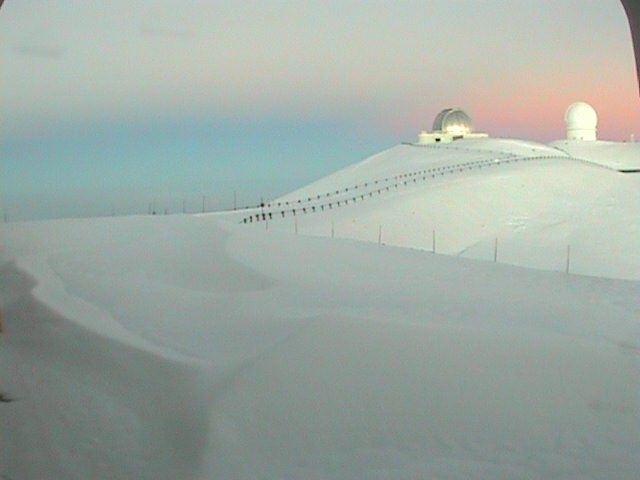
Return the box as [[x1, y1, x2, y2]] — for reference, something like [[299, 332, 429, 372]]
[[1, 210, 639, 479]]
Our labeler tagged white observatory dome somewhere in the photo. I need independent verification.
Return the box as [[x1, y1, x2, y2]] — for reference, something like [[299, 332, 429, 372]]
[[417, 107, 486, 144], [432, 108, 474, 135], [565, 102, 597, 141]]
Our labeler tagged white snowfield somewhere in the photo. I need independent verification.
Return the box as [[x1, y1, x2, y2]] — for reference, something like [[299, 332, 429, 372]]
[[550, 139, 640, 172], [1, 137, 639, 479], [248, 138, 640, 280]]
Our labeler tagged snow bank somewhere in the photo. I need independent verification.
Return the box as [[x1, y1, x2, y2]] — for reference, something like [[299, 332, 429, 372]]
[[1, 213, 638, 479]]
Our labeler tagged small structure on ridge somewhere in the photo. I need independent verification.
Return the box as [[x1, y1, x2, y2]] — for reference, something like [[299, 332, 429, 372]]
[[417, 108, 488, 144], [565, 101, 598, 141]]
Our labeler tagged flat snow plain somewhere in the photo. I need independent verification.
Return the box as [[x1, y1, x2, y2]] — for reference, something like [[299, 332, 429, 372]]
[[1, 138, 639, 479]]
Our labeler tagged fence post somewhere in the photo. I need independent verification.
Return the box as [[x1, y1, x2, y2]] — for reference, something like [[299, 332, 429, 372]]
[[378, 225, 382, 245], [565, 245, 571, 273], [494, 237, 498, 263], [331, 221, 335, 239]]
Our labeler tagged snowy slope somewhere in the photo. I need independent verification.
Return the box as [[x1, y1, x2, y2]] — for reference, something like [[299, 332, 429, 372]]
[[550, 139, 640, 171], [242, 138, 640, 280], [1, 213, 639, 479]]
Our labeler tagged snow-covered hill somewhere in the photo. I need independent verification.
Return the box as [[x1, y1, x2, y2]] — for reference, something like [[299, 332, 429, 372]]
[[1, 136, 639, 479], [242, 138, 640, 280]]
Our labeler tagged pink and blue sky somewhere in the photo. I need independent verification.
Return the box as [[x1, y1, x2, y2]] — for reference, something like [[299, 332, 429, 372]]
[[2, 0, 640, 220]]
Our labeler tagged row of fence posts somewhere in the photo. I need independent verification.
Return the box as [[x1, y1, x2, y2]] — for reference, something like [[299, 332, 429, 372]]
[[249, 150, 575, 273], [272, 157, 503, 209], [286, 220, 574, 274], [7, 153, 559, 223], [3, 153, 565, 223], [242, 154, 562, 225], [142, 191, 262, 216]]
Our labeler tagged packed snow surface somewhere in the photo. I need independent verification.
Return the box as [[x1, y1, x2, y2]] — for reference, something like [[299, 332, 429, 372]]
[[550, 139, 640, 171], [1, 138, 639, 479], [248, 139, 640, 280]]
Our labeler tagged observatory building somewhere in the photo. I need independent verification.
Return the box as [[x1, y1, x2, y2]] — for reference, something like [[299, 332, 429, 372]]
[[411, 102, 639, 172], [565, 101, 598, 141], [550, 100, 640, 172], [417, 108, 488, 144]]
